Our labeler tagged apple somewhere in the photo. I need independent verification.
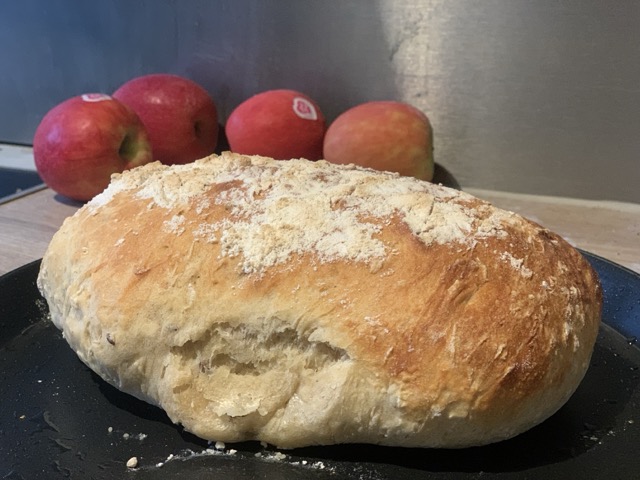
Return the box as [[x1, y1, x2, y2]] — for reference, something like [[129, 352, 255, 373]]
[[113, 73, 218, 165], [225, 89, 326, 160], [323, 101, 435, 181], [33, 93, 153, 202]]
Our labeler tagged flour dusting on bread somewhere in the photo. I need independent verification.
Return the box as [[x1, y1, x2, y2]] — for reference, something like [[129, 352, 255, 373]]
[[89, 154, 513, 274]]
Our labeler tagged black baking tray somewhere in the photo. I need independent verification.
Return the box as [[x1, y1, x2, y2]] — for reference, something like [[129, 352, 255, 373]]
[[1, 251, 639, 479]]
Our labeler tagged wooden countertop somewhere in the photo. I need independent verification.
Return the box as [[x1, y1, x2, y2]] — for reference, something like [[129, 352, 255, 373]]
[[1, 186, 639, 277]]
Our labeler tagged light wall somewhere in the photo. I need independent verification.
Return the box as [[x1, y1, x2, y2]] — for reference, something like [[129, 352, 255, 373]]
[[1, 0, 638, 202]]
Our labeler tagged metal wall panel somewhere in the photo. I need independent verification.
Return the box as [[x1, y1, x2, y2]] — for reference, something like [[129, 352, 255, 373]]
[[1, 0, 638, 202]]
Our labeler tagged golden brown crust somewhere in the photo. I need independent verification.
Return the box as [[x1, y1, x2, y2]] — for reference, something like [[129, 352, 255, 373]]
[[37, 152, 601, 448]]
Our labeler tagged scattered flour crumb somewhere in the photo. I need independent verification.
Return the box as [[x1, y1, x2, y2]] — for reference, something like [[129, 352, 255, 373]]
[[273, 452, 287, 461], [312, 461, 327, 470], [500, 251, 533, 278], [126, 457, 138, 469], [121, 432, 147, 441], [149, 444, 335, 474], [162, 214, 186, 235]]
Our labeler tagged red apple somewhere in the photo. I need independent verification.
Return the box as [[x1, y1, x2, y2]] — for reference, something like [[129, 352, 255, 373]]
[[33, 93, 153, 202], [113, 73, 218, 165], [225, 89, 326, 160], [323, 101, 434, 181]]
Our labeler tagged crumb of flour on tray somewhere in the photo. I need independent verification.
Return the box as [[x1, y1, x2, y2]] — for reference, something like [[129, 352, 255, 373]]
[[147, 443, 333, 473], [126, 456, 138, 469]]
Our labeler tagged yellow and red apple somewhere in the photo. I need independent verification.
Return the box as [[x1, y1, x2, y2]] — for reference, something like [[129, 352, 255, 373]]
[[113, 74, 218, 165], [33, 94, 153, 202], [323, 101, 435, 181]]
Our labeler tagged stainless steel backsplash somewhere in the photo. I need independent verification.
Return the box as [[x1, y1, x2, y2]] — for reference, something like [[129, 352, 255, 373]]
[[1, 0, 638, 202]]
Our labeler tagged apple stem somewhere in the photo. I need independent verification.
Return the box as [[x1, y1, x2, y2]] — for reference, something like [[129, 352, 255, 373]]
[[194, 121, 202, 139], [118, 133, 136, 162]]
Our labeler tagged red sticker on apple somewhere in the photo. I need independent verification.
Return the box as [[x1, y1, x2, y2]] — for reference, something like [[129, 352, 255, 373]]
[[81, 93, 112, 103], [292, 97, 318, 121]]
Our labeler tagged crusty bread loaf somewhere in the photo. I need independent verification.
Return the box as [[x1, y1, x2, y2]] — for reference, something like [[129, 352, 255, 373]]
[[37, 152, 601, 449]]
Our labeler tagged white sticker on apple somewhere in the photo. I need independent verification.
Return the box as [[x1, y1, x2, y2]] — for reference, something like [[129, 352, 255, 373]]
[[292, 97, 318, 121], [81, 93, 113, 103]]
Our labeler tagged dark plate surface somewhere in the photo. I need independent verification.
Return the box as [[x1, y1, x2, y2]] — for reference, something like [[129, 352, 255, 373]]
[[1, 252, 639, 480]]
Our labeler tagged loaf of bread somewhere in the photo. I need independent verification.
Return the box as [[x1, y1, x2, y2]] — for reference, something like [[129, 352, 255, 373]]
[[37, 152, 601, 449]]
